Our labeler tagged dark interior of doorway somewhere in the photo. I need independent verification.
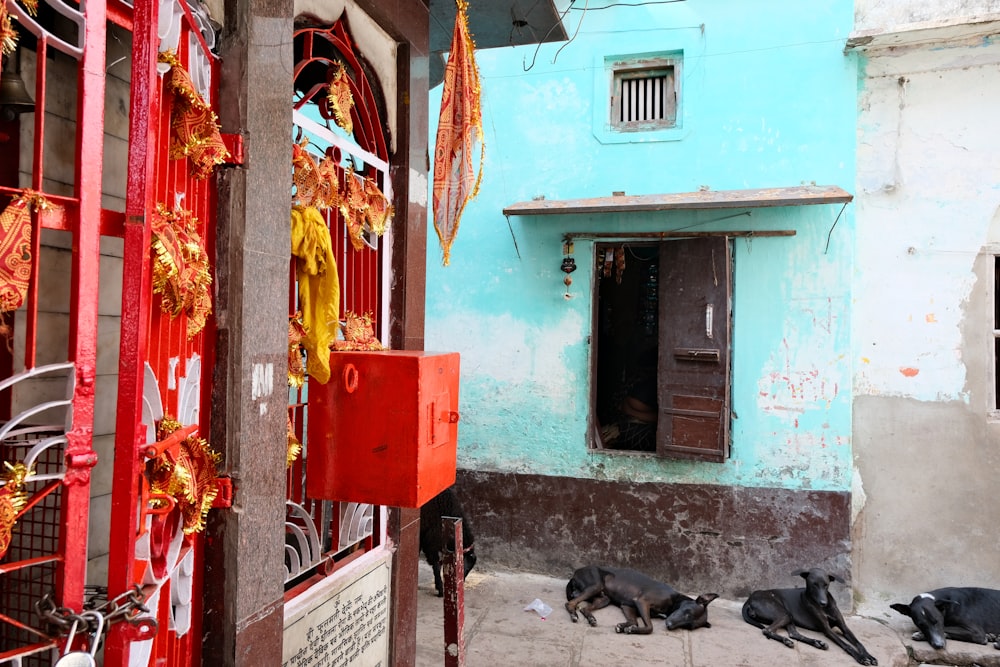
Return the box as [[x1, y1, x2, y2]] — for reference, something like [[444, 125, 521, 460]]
[[594, 242, 659, 452]]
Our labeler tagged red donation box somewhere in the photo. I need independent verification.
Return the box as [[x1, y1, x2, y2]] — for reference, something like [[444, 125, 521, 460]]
[[306, 350, 461, 508]]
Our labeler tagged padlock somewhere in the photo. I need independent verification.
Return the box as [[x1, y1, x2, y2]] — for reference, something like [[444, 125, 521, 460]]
[[54, 610, 104, 667]]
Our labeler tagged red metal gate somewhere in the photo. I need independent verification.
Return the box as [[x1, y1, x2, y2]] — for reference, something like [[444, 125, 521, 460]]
[[284, 16, 391, 594], [103, 0, 229, 663], [0, 0, 110, 660], [2, 0, 226, 660]]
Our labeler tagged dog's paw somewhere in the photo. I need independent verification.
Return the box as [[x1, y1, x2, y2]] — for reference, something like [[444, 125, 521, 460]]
[[911, 631, 925, 642], [782, 638, 795, 648], [856, 653, 877, 666], [614, 623, 626, 634], [815, 640, 828, 650]]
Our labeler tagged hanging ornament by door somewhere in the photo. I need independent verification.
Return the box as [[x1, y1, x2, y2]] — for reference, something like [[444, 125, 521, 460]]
[[561, 238, 577, 299]]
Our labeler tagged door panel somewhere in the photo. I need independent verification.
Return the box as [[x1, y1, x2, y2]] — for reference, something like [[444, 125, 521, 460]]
[[657, 237, 731, 462], [105, 0, 223, 662]]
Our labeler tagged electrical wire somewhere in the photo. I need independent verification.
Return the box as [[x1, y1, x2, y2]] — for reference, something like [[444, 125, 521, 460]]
[[523, 1, 576, 71], [568, 0, 686, 10], [551, 0, 590, 65]]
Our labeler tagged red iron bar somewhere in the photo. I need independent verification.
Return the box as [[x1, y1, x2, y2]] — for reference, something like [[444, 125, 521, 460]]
[[442, 516, 466, 667]]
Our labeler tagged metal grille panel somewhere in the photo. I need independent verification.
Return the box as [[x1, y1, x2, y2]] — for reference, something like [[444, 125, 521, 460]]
[[619, 75, 667, 123], [284, 18, 390, 593]]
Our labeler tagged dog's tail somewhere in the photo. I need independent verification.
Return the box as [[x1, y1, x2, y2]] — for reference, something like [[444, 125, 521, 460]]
[[741, 598, 765, 629]]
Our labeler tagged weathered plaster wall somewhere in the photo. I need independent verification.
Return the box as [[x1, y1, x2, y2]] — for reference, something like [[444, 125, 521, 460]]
[[855, 0, 1000, 33], [426, 0, 858, 492], [853, 37, 1000, 610]]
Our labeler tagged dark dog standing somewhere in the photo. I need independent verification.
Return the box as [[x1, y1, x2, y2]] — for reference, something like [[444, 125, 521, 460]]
[[565, 565, 718, 634], [742, 568, 877, 666], [891, 587, 1000, 650], [419, 487, 476, 597]]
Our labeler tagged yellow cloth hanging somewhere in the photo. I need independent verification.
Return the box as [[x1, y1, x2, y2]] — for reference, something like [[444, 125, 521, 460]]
[[290, 206, 340, 384]]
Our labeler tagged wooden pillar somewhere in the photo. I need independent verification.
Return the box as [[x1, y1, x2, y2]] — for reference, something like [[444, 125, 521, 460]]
[[203, 0, 293, 663]]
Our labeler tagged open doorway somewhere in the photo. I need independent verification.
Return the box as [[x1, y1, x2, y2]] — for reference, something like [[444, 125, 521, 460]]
[[593, 237, 732, 461], [594, 243, 660, 452]]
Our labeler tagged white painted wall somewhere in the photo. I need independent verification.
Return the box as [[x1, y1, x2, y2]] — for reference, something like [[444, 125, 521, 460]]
[[855, 0, 1000, 33], [853, 25, 1000, 614]]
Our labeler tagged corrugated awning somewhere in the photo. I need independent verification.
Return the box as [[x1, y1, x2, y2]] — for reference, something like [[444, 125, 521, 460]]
[[502, 185, 852, 216]]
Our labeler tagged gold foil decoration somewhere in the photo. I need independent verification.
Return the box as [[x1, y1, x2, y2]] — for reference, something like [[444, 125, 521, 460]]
[[292, 140, 341, 212], [363, 178, 393, 237], [0, 461, 30, 558], [286, 415, 302, 468], [0, 191, 52, 314], [151, 204, 212, 339], [288, 312, 307, 388], [149, 417, 221, 535], [332, 311, 385, 352], [158, 50, 230, 179], [326, 62, 354, 135], [1, 0, 37, 56], [339, 168, 368, 252]]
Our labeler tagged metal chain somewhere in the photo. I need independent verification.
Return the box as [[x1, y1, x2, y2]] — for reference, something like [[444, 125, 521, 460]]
[[35, 584, 150, 638]]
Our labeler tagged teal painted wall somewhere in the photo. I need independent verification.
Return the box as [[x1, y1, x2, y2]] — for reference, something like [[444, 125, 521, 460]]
[[425, 0, 857, 492]]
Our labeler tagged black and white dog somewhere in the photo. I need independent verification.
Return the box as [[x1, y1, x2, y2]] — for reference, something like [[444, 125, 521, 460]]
[[891, 587, 1000, 650]]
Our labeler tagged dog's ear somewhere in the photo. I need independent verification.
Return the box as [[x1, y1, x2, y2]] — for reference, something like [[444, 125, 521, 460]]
[[828, 573, 846, 585], [936, 599, 959, 612], [889, 603, 911, 616], [792, 569, 809, 579], [697, 593, 719, 606]]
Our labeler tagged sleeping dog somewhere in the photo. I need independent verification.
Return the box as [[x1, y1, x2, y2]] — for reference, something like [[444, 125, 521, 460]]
[[742, 568, 877, 666], [891, 587, 1000, 650], [565, 565, 718, 634]]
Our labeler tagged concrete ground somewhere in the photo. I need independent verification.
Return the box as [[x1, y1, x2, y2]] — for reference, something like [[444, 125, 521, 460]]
[[416, 564, 1000, 667]]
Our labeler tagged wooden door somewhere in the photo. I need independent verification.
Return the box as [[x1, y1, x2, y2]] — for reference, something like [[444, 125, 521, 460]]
[[657, 237, 732, 462]]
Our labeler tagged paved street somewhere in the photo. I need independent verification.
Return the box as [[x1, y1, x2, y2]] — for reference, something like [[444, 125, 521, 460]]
[[416, 564, 1000, 667]]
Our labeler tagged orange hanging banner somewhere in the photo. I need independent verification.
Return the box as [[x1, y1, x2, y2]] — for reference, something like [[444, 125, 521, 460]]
[[432, 0, 484, 266]]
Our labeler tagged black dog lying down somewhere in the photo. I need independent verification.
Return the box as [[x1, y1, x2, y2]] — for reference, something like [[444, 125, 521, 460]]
[[891, 587, 1000, 650], [565, 565, 718, 634], [419, 487, 476, 597], [742, 568, 877, 666]]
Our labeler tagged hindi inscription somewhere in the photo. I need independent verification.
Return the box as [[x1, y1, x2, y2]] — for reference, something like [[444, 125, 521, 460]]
[[283, 558, 390, 666]]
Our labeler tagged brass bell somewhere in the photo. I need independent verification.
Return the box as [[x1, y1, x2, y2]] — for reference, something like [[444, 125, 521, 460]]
[[1, 53, 36, 121]]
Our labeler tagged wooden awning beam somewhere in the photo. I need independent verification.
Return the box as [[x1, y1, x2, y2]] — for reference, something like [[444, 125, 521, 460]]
[[502, 185, 852, 217]]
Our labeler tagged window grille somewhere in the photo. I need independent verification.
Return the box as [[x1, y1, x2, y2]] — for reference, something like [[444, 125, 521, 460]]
[[609, 57, 679, 131], [618, 73, 670, 124]]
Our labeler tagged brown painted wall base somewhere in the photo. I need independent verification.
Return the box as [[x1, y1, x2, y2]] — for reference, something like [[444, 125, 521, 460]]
[[455, 470, 852, 604]]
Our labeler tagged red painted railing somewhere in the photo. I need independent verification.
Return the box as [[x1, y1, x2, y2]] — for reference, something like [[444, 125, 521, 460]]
[[0, 0, 106, 659]]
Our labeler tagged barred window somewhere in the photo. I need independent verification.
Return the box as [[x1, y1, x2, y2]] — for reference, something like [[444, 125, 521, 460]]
[[610, 56, 680, 131]]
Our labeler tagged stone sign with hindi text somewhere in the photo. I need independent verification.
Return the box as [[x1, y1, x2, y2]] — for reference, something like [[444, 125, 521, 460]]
[[282, 556, 391, 667]]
